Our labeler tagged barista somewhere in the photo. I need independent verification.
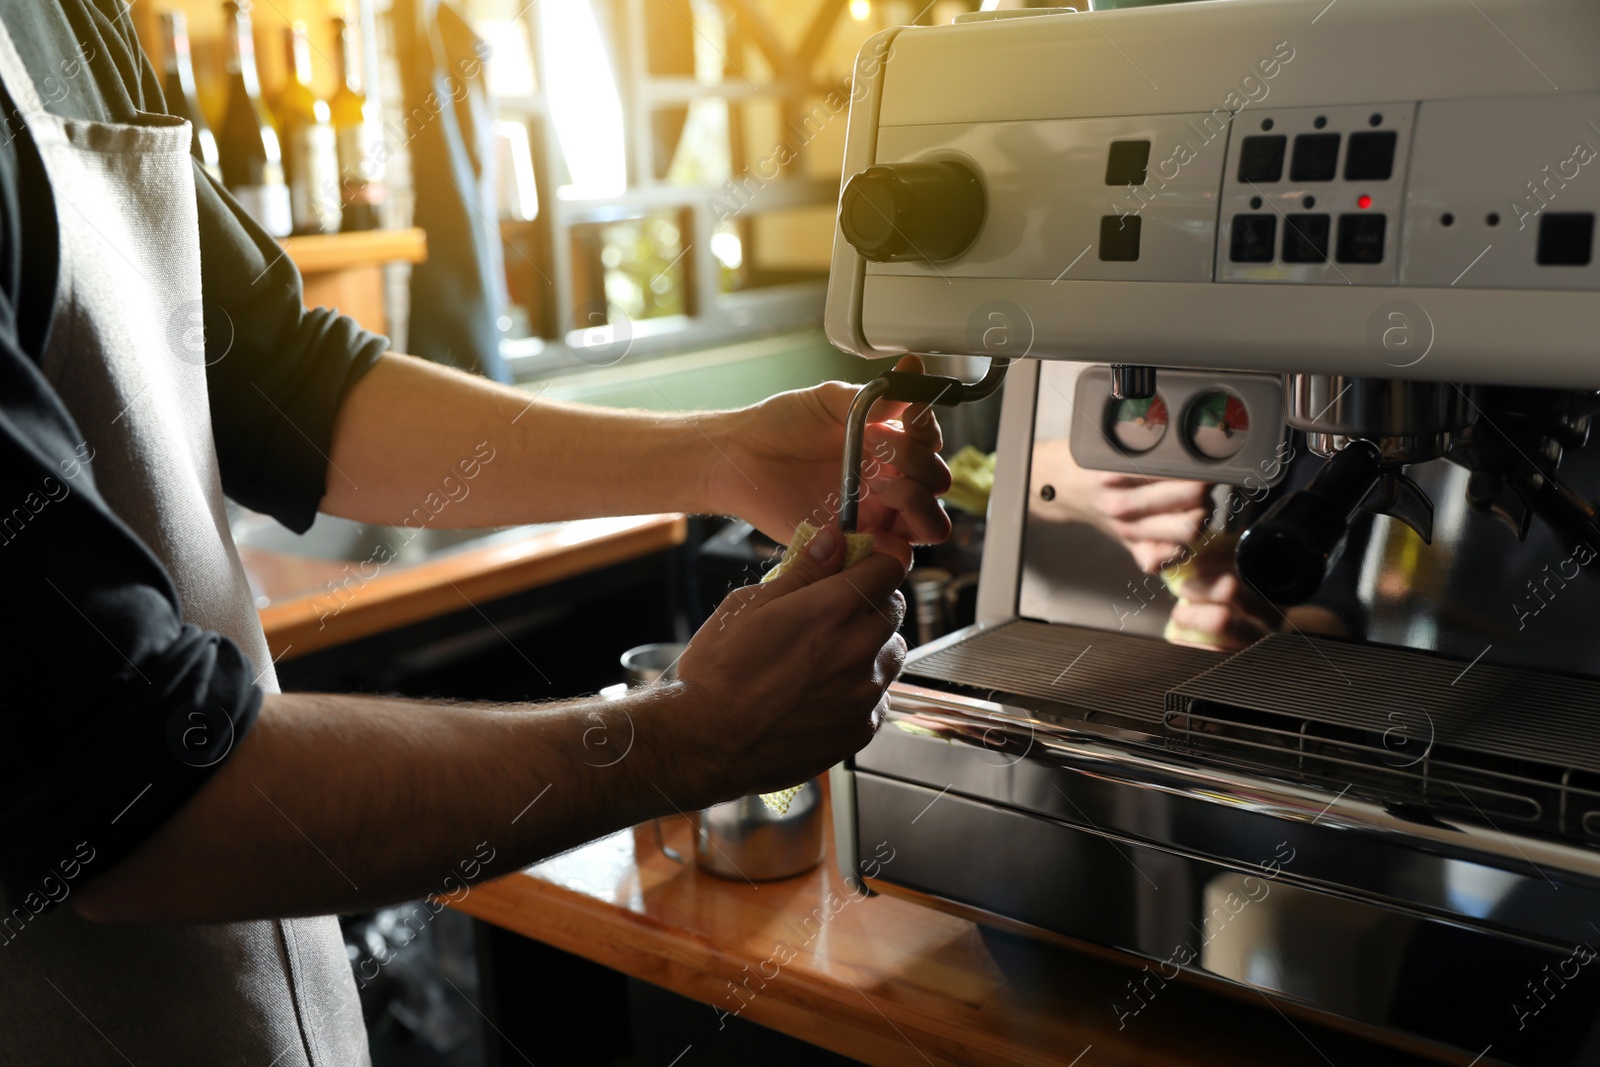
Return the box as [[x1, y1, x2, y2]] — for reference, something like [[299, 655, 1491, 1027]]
[[0, 3, 948, 1063]]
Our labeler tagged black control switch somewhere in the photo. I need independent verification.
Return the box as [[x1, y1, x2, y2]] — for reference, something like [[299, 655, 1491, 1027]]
[[1237, 135, 1286, 184], [838, 161, 986, 263], [1290, 133, 1341, 182], [1344, 130, 1397, 181], [1230, 214, 1276, 262], [1099, 215, 1141, 261], [1105, 140, 1150, 186], [1282, 213, 1331, 263], [1537, 212, 1595, 266], [1337, 213, 1387, 263]]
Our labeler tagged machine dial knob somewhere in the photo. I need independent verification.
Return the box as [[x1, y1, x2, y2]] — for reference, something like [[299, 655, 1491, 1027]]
[[839, 161, 985, 263]]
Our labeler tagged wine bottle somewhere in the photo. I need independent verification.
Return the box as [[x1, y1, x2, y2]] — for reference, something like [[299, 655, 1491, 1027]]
[[218, 0, 292, 237], [329, 16, 385, 232], [160, 11, 221, 181], [272, 22, 342, 235]]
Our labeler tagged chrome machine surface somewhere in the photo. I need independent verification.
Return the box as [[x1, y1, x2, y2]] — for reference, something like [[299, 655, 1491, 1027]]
[[825, 2, 1600, 1063]]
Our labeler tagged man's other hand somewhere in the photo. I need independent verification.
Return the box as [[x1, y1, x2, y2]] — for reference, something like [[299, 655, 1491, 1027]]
[[669, 525, 908, 803]]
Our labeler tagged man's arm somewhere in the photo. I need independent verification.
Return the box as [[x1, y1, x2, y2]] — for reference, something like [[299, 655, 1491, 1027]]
[[74, 529, 908, 923], [320, 352, 721, 527], [319, 352, 953, 550], [75, 687, 680, 922]]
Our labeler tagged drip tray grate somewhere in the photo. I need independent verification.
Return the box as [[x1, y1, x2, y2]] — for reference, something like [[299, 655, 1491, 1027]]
[[903, 619, 1222, 727], [1166, 634, 1600, 840]]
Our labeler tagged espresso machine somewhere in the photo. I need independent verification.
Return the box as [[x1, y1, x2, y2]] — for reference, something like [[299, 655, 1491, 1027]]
[[825, 1, 1600, 1063]]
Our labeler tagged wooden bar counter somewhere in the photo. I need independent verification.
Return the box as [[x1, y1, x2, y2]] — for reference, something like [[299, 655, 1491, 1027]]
[[243, 514, 688, 660], [453, 785, 1448, 1067]]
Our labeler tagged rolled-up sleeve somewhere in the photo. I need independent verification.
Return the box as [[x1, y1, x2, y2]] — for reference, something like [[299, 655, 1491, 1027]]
[[195, 165, 388, 533]]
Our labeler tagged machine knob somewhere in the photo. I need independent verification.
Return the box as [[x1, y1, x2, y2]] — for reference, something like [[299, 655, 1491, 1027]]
[[839, 161, 985, 263]]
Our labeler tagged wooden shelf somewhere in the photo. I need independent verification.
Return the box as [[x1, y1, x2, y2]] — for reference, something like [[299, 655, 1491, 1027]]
[[278, 227, 428, 275]]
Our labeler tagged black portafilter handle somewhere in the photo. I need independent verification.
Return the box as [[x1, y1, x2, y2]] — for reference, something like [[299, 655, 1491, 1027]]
[[839, 361, 1011, 533], [1236, 440, 1384, 606]]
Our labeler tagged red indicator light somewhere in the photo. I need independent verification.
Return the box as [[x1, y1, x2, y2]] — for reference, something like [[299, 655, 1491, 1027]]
[[1357, 194, 1373, 210]]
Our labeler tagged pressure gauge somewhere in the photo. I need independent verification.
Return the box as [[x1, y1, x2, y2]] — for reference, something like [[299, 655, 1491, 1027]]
[[1108, 395, 1168, 454], [1185, 390, 1250, 460], [1072, 366, 1287, 487]]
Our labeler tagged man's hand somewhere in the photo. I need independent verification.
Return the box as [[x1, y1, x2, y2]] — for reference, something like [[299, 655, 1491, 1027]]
[[1167, 560, 1282, 649], [1029, 438, 1285, 650], [709, 355, 953, 562], [671, 524, 908, 802], [1083, 471, 1212, 574], [1030, 440, 1212, 573]]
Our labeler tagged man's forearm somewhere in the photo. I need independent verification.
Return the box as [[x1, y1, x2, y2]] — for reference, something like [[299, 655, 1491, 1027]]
[[320, 353, 740, 527], [73, 686, 713, 923]]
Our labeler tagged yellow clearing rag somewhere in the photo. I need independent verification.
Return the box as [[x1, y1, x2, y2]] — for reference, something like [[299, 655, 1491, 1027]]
[[761, 520, 876, 584]]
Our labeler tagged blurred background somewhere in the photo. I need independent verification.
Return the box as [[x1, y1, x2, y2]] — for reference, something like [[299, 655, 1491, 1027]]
[[133, 0, 992, 396]]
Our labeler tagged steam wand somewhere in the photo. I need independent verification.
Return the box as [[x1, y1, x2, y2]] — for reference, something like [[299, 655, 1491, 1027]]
[[838, 358, 1011, 533]]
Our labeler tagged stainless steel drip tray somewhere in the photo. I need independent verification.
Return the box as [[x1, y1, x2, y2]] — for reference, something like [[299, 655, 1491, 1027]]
[[896, 619, 1600, 851], [858, 620, 1600, 946], [1167, 633, 1600, 845]]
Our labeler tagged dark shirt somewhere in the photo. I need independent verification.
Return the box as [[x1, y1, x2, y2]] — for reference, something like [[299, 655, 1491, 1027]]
[[0, 0, 385, 908]]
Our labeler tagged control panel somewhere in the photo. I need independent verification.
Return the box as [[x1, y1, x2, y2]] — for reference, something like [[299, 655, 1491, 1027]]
[[825, 0, 1600, 388], [1217, 103, 1414, 286], [868, 112, 1225, 284], [858, 94, 1600, 290]]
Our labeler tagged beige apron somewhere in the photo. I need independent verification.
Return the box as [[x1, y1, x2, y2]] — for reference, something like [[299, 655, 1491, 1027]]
[[0, 15, 368, 1066]]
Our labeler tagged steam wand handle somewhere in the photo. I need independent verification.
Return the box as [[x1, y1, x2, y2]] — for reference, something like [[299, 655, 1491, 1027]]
[[838, 360, 1010, 533]]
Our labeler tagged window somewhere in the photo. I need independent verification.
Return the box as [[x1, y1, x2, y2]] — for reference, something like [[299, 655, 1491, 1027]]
[[463, 0, 959, 378]]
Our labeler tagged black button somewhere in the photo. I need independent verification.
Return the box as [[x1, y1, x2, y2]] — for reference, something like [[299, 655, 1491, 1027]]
[[1344, 130, 1397, 181], [1237, 135, 1286, 184], [1229, 214, 1276, 262], [1105, 140, 1150, 186], [1337, 213, 1387, 263], [1290, 133, 1341, 182], [1100, 214, 1141, 261], [1282, 213, 1331, 263], [1537, 212, 1594, 266]]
